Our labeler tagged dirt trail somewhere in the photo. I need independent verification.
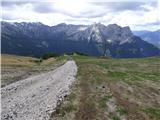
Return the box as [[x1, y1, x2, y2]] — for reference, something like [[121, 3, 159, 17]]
[[1, 60, 77, 120]]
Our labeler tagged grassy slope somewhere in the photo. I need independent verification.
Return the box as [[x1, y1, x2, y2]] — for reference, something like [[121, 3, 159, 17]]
[[1, 54, 160, 119], [1, 54, 67, 87], [52, 55, 160, 120]]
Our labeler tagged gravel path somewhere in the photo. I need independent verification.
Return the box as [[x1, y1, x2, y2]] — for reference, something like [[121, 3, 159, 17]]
[[1, 60, 77, 120]]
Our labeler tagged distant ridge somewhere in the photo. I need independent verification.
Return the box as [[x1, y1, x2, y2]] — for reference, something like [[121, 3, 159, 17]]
[[133, 30, 160, 49]]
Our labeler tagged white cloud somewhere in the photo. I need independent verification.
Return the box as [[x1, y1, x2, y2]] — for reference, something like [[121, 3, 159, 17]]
[[1, 0, 160, 31]]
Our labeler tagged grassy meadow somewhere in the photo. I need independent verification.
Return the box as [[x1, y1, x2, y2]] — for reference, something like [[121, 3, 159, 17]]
[[52, 55, 160, 120], [1, 54, 160, 120]]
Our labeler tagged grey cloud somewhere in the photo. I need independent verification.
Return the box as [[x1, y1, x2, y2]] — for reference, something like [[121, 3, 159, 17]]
[[64, 11, 106, 19], [2, 1, 35, 7], [136, 22, 160, 26], [2, 1, 55, 14], [150, 1, 158, 7], [2, 1, 107, 18], [2, 0, 157, 12], [150, 22, 160, 26], [2, 0, 159, 31], [2, 1, 156, 19], [33, 3, 54, 13], [2, 14, 14, 20], [2, 13, 19, 20], [32, 2, 107, 18], [92, 1, 157, 12]]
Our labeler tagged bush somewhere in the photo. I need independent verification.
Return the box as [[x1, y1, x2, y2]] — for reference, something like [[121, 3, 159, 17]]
[[73, 52, 88, 56], [41, 52, 59, 60]]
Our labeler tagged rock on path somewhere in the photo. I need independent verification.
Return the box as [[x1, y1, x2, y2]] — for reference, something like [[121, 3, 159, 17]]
[[1, 61, 77, 120]]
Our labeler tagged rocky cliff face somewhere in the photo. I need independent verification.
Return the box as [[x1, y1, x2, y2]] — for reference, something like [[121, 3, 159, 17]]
[[1, 21, 160, 58]]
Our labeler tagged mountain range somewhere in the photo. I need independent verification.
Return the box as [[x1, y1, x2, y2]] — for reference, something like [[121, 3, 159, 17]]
[[1, 21, 160, 58], [133, 30, 160, 49]]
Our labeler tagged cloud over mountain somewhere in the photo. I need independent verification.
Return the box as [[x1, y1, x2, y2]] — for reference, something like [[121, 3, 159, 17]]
[[1, 0, 160, 31]]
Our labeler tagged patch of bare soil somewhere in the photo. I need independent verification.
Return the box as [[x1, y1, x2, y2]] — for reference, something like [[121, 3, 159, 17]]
[[75, 65, 97, 120]]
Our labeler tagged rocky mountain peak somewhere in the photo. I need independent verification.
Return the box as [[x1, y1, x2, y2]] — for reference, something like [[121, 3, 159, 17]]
[[90, 22, 106, 29], [56, 23, 67, 27], [122, 26, 133, 35], [106, 24, 121, 29], [88, 23, 103, 43]]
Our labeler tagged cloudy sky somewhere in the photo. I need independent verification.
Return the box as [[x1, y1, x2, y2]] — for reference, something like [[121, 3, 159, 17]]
[[1, 0, 160, 31]]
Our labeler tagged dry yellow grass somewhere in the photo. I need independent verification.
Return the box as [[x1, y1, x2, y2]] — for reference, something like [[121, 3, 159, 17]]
[[1, 54, 67, 87], [1, 54, 38, 69]]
